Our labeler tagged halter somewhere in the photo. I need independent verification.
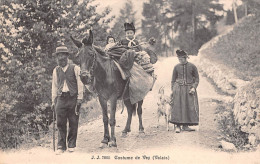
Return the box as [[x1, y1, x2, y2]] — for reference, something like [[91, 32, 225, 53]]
[[89, 48, 97, 83]]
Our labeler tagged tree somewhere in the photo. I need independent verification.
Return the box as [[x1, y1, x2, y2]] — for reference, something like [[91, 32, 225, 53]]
[[0, 0, 112, 149], [109, 0, 138, 41], [164, 0, 224, 54], [141, 0, 166, 54], [241, 0, 260, 15]]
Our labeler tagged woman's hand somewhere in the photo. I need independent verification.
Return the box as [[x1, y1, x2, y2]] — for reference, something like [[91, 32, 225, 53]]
[[189, 87, 195, 94]]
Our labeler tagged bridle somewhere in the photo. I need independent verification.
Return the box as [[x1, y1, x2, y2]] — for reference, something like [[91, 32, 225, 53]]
[[79, 46, 97, 84], [88, 48, 96, 83]]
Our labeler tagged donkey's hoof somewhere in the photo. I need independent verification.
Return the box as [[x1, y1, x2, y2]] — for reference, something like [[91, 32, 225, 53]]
[[138, 131, 145, 137], [121, 132, 128, 138], [99, 143, 108, 149], [108, 141, 117, 147]]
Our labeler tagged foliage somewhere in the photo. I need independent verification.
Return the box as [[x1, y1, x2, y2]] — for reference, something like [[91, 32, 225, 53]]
[[141, 0, 165, 53], [225, 0, 260, 25], [216, 103, 249, 150], [141, 0, 224, 55], [175, 27, 217, 54], [200, 14, 260, 80], [0, 0, 112, 149]]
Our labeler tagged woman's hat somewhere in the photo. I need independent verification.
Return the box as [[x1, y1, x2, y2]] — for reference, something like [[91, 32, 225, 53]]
[[54, 46, 70, 55], [176, 49, 188, 58], [124, 22, 135, 33]]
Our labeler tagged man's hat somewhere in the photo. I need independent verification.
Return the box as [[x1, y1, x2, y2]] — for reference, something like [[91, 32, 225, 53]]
[[124, 22, 135, 33], [54, 46, 69, 55], [176, 49, 188, 58]]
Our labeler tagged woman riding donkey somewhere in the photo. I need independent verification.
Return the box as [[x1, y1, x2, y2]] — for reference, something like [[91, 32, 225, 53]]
[[119, 22, 157, 76]]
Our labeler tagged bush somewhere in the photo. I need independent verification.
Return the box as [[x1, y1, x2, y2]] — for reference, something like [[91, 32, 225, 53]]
[[216, 103, 249, 150], [0, 52, 53, 149], [175, 27, 217, 55]]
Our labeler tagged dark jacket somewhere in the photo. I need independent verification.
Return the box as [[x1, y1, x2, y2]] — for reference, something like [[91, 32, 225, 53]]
[[171, 62, 199, 89]]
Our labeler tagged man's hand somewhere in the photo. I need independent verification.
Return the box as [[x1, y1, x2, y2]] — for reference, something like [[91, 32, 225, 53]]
[[51, 102, 55, 111], [75, 99, 83, 115], [77, 99, 83, 105], [51, 98, 57, 111]]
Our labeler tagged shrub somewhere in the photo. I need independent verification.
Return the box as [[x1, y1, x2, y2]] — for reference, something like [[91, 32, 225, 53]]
[[216, 103, 249, 150]]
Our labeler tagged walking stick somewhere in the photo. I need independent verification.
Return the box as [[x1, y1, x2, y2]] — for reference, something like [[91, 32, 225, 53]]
[[52, 105, 56, 152]]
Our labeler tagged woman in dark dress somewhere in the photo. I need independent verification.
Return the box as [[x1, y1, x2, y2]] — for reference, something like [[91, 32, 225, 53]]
[[170, 50, 199, 133]]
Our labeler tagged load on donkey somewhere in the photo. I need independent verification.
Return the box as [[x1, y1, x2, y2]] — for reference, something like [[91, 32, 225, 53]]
[[70, 30, 158, 148], [107, 22, 158, 104]]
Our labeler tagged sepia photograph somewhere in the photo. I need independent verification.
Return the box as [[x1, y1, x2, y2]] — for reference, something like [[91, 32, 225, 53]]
[[0, 0, 260, 163]]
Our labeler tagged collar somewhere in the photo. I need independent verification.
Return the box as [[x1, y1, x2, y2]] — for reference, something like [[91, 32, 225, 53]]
[[181, 62, 188, 65], [126, 35, 136, 47], [59, 64, 69, 72]]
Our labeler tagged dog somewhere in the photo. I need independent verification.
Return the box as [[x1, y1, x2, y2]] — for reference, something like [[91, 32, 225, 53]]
[[157, 86, 172, 131]]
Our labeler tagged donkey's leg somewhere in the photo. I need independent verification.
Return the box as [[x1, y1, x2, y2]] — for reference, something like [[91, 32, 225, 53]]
[[137, 100, 145, 134], [108, 95, 117, 147], [122, 99, 133, 135], [98, 96, 110, 146]]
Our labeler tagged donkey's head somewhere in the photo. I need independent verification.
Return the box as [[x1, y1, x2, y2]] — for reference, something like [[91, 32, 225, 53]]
[[71, 30, 96, 85]]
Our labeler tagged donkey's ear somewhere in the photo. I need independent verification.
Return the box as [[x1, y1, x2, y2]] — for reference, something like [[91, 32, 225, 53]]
[[82, 30, 93, 45], [70, 35, 82, 48], [87, 30, 93, 45]]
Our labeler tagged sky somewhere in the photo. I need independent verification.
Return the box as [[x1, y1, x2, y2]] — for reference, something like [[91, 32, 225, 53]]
[[94, 0, 147, 27]]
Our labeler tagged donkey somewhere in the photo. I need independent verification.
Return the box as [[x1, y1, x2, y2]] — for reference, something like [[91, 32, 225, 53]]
[[71, 30, 145, 148]]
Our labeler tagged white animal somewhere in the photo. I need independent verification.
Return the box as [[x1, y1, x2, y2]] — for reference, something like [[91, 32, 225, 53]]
[[157, 86, 172, 131]]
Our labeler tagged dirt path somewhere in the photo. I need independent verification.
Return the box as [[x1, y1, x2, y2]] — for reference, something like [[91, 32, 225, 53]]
[[1, 57, 259, 164]]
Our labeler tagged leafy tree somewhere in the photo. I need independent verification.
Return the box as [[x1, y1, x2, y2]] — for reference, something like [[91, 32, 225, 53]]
[[0, 0, 112, 149], [166, 0, 224, 54], [241, 0, 260, 15], [142, 0, 165, 53], [142, 0, 224, 55]]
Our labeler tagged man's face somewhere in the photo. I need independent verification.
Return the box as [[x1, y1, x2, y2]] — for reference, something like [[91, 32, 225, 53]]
[[178, 57, 187, 64], [125, 30, 135, 40], [56, 53, 68, 67]]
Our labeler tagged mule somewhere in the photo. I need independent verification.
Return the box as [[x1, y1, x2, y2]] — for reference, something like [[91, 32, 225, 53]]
[[71, 30, 145, 148]]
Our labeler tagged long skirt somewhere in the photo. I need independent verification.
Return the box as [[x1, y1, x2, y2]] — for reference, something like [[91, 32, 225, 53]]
[[169, 84, 199, 126]]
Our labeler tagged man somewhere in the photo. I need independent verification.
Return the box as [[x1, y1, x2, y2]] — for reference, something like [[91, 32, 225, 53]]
[[52, 45, 84, 154], [170, 50, 199, 133]]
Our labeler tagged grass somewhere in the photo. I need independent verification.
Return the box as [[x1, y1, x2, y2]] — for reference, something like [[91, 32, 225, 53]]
[[200, 15, 260, 81], [215, 102, 253, 151]]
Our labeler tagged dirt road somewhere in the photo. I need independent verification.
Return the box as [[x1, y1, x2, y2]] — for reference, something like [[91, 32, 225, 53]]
[[1, 57, 259, 164]]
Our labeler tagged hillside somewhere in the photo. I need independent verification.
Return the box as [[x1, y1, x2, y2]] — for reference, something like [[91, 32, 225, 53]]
[[197, 14, 260, 149], [200, 15, 260, 80]]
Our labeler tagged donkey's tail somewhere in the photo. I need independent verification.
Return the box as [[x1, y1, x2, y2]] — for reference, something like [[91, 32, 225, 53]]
[[132, 103, 137, 116]]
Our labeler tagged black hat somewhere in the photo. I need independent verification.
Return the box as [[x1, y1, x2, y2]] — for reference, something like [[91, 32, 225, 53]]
[[176, 49, 188, 58], [124, 22, 135, 33]]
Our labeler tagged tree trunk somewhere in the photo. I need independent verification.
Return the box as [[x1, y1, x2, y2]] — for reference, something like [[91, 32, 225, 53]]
[[171, 29, 174, 56], [245, 1, 248, 16], [233, 0, 238, 23], [165, 32, 168, 57], [191, 0, 196, 41]]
